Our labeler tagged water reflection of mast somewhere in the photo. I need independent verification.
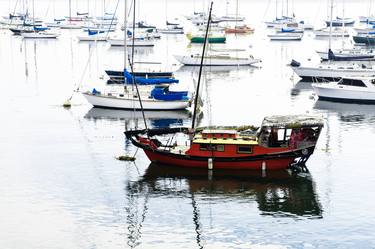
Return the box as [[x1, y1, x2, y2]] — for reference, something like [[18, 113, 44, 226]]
[[191, 192, 204, 249], [126, 181, 149, 249]]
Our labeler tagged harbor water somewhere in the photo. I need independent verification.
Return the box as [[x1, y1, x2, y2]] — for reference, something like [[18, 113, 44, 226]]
[[1, 0, 375, 248]]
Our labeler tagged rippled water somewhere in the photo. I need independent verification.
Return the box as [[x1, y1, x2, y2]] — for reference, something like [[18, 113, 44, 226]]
[[1, 0, 375, 248]]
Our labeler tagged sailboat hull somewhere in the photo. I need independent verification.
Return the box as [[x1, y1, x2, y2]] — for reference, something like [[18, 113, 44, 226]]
[[291, 66, 375, 80], [82, 92, 190, 110], [174, 55, 261, 66], [143, 149, 298, 170]]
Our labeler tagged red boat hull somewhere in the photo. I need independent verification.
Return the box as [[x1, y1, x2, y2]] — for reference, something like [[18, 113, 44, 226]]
[[144, 150, 296, 170]]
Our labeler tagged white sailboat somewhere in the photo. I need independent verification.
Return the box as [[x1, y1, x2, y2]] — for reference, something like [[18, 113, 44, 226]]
[[268, 32, 303, 41], [20, 0, 60, 39], [312, 77, 375, 103], [108, 36, 154, 47], [60, 0, 84, 29], [82, 88, 190, 110], [313, 27, 349, 37], [291, 62, 375, 80], [290, 0, 375, 79], [82, 0, 190, 111], [174, 53, 260, 66]]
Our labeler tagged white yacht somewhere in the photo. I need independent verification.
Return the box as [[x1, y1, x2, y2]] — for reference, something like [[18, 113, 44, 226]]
[[312, 77, 375, 103]]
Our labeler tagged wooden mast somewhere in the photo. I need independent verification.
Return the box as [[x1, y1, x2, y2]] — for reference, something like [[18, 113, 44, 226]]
[[191, 1, 213, 130]]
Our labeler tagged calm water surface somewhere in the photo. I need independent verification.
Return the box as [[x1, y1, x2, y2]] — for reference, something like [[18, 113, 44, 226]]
[[1, 0, 375, 248]]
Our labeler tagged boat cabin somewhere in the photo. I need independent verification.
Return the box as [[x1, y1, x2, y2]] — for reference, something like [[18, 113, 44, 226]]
[[337, 78, 375, 88], [186, 128, 258, 157], [258, 115, 324, 149]]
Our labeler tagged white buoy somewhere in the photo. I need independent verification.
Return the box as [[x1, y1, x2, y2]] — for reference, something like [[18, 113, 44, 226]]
[[208, 158, 213, 170], [261, 161, 266, 171], [261, 161, 267, 177]]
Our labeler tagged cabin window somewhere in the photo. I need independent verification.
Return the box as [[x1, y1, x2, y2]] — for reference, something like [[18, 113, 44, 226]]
[[216, 145, 225, 152], [338, 79, 367, 87], [200, 144, 215, 151], [237, 145, 252, 154]]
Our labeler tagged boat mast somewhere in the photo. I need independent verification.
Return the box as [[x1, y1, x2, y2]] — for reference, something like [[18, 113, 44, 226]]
[[328, 0, 333, 51], [341, 0, 345, 48], [69, 0, 72, 23], [124, 0, 127, 82], [191, 1, 213, 130], [129, 0, 148, 132]]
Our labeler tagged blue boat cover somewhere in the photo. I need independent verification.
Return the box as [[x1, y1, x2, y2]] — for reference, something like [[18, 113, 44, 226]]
[[123, 70, 179, 85], [281, 27, 295, 32], [150, 86, 188, 101], [88, 29, 105, 35], [34, 26, 49, 31]]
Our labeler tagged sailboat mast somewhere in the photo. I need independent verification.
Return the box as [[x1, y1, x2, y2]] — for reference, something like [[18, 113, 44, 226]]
[[328, 0, 333, 50], [124, 0, 127, 75], [69, 0, 72, 23], [275, 0, 278, 19], [191, 1, 213, 130], [32, 0, 35, 28], [341, 0, 345, 48]]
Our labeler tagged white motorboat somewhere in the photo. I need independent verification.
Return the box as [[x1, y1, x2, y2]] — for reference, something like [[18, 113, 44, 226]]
[[268, 32, 303, 41], [313, 27, 349, 37], [312, 77, 375, 103], [174, 54, 261, 66], [82, 85, 191, 110], [290, 61, 375, 80]]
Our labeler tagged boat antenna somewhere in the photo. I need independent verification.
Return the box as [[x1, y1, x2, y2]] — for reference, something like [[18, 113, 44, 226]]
[[128, 0, 149, 132], [191, 1, 213, 130]]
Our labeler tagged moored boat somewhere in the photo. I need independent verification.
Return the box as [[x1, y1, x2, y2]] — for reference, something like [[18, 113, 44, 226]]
[[268, 32, 303, 41], [316, 48, 375, 61], [312, 77, 375, 104], [174, 54, 261, 66], [186, 33, 226, 43], [290, 61, 375, 81], [125, 115, 324, 170], [353, 34, 375, 45]]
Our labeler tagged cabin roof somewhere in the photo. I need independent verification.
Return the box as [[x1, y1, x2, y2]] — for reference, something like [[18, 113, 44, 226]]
[[202, 129, 237, 134], [262, 115, 324, 128], [193, 138, 258, 145]]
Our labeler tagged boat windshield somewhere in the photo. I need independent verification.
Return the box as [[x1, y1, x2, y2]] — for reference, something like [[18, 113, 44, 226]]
[[338, 78, 367, 87]]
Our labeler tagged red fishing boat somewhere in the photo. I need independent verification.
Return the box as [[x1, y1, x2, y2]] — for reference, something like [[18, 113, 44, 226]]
[[124, 2, 323, 171], [125, 115, 323, 171]]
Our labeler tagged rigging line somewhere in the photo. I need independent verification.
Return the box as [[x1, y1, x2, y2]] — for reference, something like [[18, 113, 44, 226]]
[[105, 0, 120, 39], [128, 0, 149, 133], [192, 1, 213, 130], [261, 0, 272, 22]]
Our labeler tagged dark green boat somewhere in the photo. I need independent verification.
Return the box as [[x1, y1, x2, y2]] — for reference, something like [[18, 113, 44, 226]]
[[187, 33, 226, 43]]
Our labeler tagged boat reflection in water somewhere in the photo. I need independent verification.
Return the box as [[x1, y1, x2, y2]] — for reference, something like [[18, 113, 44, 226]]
[[129, 163, 323, 218], [84, 107, 192, 128], [290, 80, 314, 96], [314, 100, 375, 125]]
